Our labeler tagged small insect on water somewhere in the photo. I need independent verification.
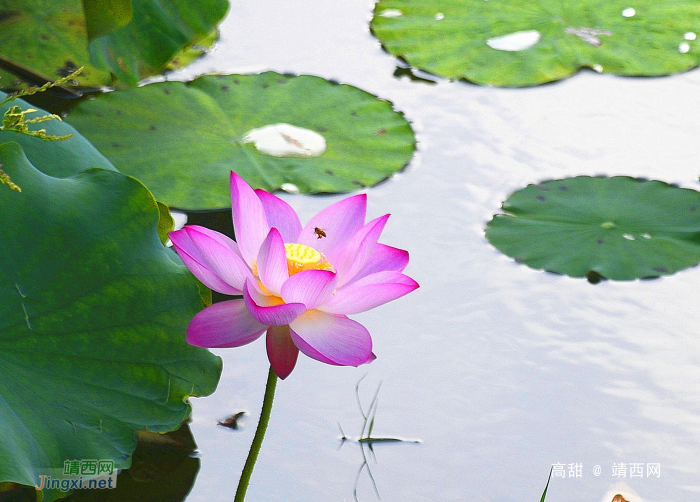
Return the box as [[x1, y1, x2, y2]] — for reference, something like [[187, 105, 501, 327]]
[[314, 227, 327, 239]]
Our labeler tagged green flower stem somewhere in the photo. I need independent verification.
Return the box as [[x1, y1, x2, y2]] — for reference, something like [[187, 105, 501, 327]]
[[234, 365, 278, 502]]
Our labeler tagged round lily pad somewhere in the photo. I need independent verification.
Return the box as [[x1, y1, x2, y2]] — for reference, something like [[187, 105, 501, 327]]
[[485, 176, 700, 281], [66, 72, 416, 209], [0, 142, 221, 499], [371, 0, 700, 86]]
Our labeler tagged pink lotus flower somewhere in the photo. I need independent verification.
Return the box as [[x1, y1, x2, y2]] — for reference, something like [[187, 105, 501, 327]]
[[169, 172, 418, 379]]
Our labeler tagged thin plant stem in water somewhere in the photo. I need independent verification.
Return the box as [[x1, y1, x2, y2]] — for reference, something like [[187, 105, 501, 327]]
[[339, 375, 420, 501], [539, 467, 552, 502], [234, 365, 278, 502]]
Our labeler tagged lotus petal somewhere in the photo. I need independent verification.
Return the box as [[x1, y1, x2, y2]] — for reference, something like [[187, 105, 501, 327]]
[[290, 310, 373, 366], [187, 299, 266, 348], [231, 171, 270, 267], [266, 325, 299, 379], [243, 280, 305, 326]]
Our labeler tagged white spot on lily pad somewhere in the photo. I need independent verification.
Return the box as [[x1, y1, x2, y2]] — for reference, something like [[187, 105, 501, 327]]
[[486, 30, 541, 52], [641, 233, 651, 239], [280, 183, 300, 194], [435, 13, 444, 21], [622, 7, 636, 17], [679, 42, 691, 53], [379, 9, 402, 18], [243, 123, 326, 158], [623, 234, 635, 240], [685, 32, 697, 41], [566, 27, 612, 47], [592, 64, 603, 73]]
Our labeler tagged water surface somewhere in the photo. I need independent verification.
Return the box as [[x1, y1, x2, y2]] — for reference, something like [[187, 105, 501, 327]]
[[169, 1, 700, 500]]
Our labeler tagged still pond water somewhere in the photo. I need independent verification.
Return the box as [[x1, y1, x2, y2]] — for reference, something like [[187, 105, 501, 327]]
[[162, 1, 700, 501]]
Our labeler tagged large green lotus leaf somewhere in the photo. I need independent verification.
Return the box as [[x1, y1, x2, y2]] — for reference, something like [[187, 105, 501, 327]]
[[371, 0, 700, 86], [83, 0, 133, 41], [88, 0, 228, 85], [0, 142, 222, 500], [485, 176, 700, 281], [66, 72, 417, 209], [0, 91, 175, 248], [0, 91, 116, 177], [0, 0, 112, 91], [0, 0, 227, 91]]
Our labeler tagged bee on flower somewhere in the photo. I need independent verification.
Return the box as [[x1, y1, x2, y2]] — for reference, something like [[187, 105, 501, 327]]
[[169, 172, 418, 379]]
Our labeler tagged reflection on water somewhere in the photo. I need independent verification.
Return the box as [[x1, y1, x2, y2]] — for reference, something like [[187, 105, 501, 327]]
[[165, 0, 700, 500], [337, 376, 421, 502], [392, 66, 437, 86], [63, 424, 200, 502]]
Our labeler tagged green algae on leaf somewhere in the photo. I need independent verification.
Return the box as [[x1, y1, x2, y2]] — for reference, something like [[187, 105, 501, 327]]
[[371, 0, 700, 86], [1, 105, 72, 141], [67, 72, 416, 209], [0, 142, 221, 500], [486, 176, 700, 281], [0, 90, 115, 177]]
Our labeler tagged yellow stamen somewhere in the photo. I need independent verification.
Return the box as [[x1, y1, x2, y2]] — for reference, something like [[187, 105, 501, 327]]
[[284, 243, 335, 276]]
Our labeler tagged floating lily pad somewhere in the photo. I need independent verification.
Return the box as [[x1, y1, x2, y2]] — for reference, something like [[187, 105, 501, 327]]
[[66, 72, 416, 209], [0, 0, 227, 90], [485, 176, 700, 281], [0, 142, 221, 499], [371, 0, 700, 86]]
